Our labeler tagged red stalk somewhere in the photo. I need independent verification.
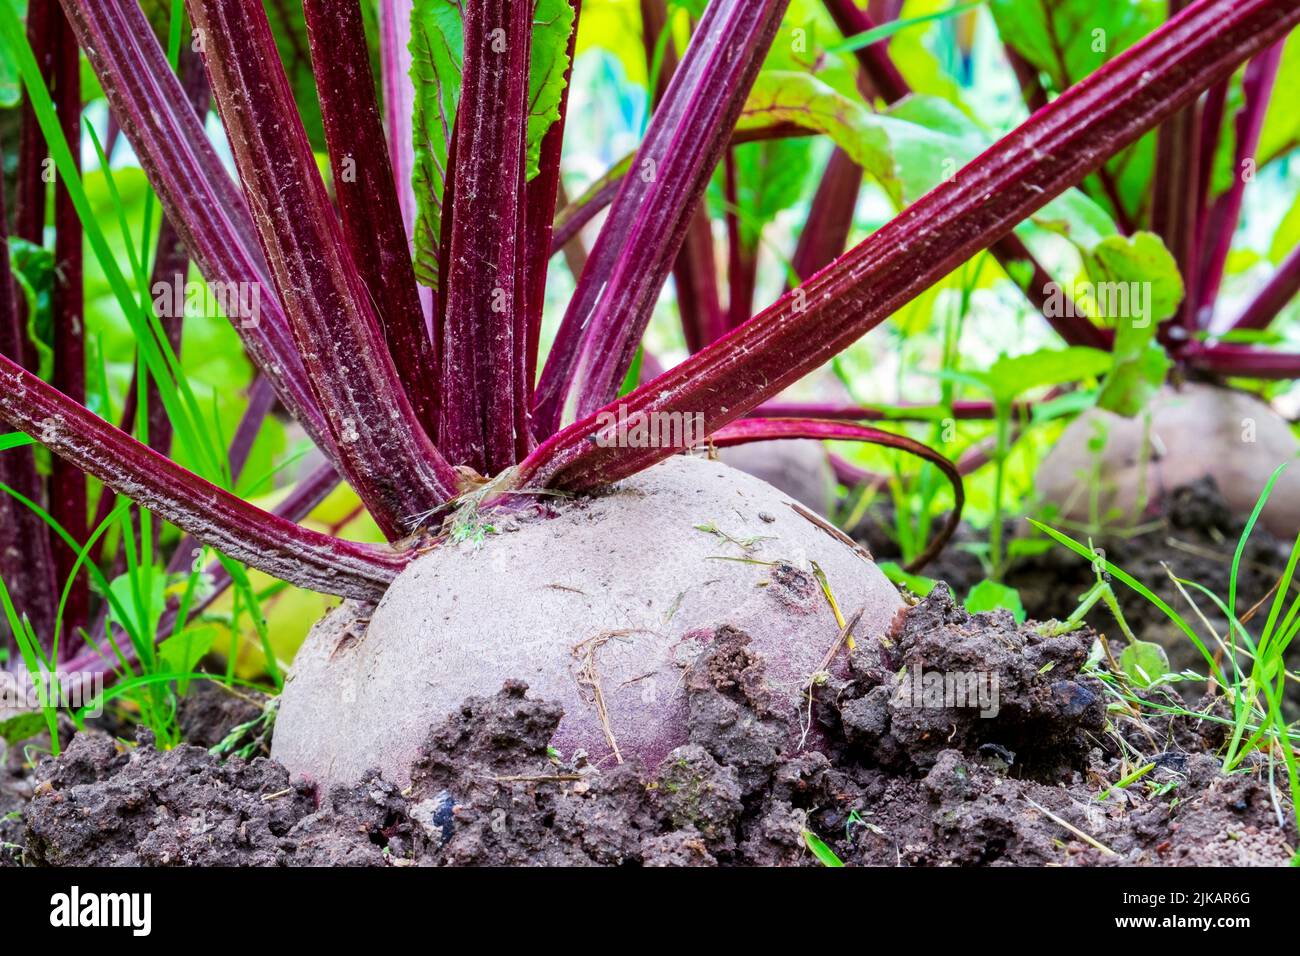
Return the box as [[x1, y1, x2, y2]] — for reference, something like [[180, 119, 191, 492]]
[[553, 181, 591, 282], [989, 234, 1113, 350], [1194, 39, 1283, 326], [754, 400, 1025, 422], [820, 0, 908, 103], [1193, 79, 1228, 247], [710, 418, 963, 573], [722, 148, 756, 331], [516, 0, 1300, 494], [790, 148, 863, 283], [640, 0, 725, 355], [14, 0, 54, 264], [522, 1, 581, 419], [188, 0, 460, 537], [1229, 243, 1300, 332], [532, 0, 790, 433], [436, 0, 532, 474], [50, 5, 88, 632], [825, 0, 1105, 350], [1150, 3, 1202, 335], [546, 121, 812, 257], [58, 0, 332, 451], [1184, 343, 1300, 379], [303, 0, 439, 443], [0, 352, 404, 600], [69, 461, 346, 680], [0, 155, 59, 647]]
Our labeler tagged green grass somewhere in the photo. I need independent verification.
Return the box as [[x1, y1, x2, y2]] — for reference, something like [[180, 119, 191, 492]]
[[0, 0, 284, 751], [1034, 465, 1300, 861]]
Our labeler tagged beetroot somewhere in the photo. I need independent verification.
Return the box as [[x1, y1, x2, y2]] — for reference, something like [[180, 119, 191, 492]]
[[2, 0, 1298, 805], [272, 455, 903, 786], [1036, 383, 1300, 535]]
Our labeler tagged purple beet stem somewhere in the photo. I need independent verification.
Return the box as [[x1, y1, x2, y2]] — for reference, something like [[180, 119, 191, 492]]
[[187, 0, 459, 537], [517, 0, 1300, 493], [303, 0, 440, 443]]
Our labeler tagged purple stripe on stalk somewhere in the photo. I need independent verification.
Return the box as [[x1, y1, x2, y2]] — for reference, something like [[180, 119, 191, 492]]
[[303, 0, 439, 443], [1194, 39, 1284, 327], [516, 0, 1300, 495], [379, 0, 419, 244], [378, 0, 436, 335], [0, 155, 59, 648], [187, 0, 460, 537], [58, 0, 332, 451], [0, 353, 405, 601], [436, 0, 532, 474], [532, 0, 790, 433], [50, 5, 88, 634]]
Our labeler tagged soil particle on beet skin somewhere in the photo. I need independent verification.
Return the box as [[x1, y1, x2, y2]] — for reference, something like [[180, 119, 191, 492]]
[[7, 587, 1296, 866]]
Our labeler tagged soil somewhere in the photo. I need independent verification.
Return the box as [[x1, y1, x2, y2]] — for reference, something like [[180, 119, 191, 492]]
[[854, 478, 1296, 701], [3, 587, 1293, 866]]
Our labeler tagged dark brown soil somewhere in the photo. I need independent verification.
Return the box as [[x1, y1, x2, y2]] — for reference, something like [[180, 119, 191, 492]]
[[856, 478, 1295, 699], [5, 588, 1294, 866]]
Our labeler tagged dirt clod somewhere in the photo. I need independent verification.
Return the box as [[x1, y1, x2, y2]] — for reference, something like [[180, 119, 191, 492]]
[[8, 586, 1295, 866]]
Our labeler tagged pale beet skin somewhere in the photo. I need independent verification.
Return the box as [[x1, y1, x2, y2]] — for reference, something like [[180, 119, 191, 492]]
[[1035, 383, 1300, 536], [273, 454, 905, 787]]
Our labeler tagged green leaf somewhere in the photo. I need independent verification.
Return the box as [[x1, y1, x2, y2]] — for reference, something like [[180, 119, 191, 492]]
[[1085, 232, 1182, 416], [104, 568, 166, 639], [526, 0, 576, 179], [0, 433, 34, 451], [0, 0, 23, 109], [619, 345, 643, 397], [410, 0, 573, 289], [710, 137, 814, 249], [803, 830, 844, 867], [989, 0, 1160, 94], [989, 0, 1163, 223], [878, 561, 939, 597], [409, 0, 465, 291], [1259, 30, 1300, 170], [158, 625, 219, 677], [1084, 232, 1184, 327], [1096, 342, 1170, 417], [0, 710, 46, 745], [974, 346, 1112, 404], [1119, 639, 1170, 688], [736, 71, 900, 202], [964, 580, 1026, 623], [8, 237, 54, 381]]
